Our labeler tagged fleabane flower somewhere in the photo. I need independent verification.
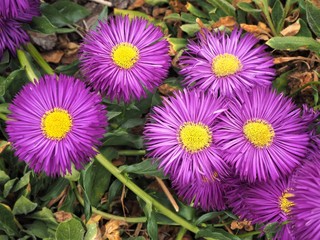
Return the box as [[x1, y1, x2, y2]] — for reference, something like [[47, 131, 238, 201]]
[[6, 74, 107, 176], [290, 158, 320, 240], [144, 89, 229, 185], [179, 28, 275, 96], [0, 0, 40, 58], [0, 0, 29, 18], [215, 86, 309, 182], [173, 172, 226, 211], [79, 15, 171, 102]]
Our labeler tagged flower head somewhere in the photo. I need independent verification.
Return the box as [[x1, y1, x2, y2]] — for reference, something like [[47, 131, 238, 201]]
[[0, 0, 29, 18], [144, 89, 228, 185], [79, 15, 171, 102], [0, 0, 40, 58], [290, 158, 320, 240], [6, 74, 107, 176], [216, 87, 309, 182], [173, 172, 226, 211], [179, 28, 275, 96]]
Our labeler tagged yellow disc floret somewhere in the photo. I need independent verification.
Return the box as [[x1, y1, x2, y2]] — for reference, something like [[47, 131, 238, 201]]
[[279, 191, 294, 214], [41, 108, 73, 140], [111, 42, 139, 69], [243, 119, 275, 148], [212, 53, 242, 77], [179, 122, 212, 153]]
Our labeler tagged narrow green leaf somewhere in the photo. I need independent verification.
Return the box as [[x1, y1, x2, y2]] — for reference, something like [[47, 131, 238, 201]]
[[306, 1, 320, 37], [0, 170, 10, 184], [144, 203, 158, 240], [168, 38, 187, 52], [12, 196, 37, 215], [207, 0, 236, 17], [145, 0, 168, 6], [0, 69, 25, 97], [106, 179, 122, 208], [55, 218, 85, 240], [180, 23, 200, 36], [28, 207, 58, 229], [186, 2, 209, 18], [84, 223, 99, 240], [119, 159, 166, 178], [28, 16, 74, 34], [237, 2, 262, 13], [266, 36, 320, 54], [0, 204, 19, 237], [51, 0, 90, 24], [271, 0, 284, 33], [12, 171, 31, 192], [296, 19, 312, 37], [3, 178, 17, 198]]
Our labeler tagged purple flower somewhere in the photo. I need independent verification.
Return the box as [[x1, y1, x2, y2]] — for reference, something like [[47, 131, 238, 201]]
[[79, 16, 171, 102], [0, 0, 40, 58], [0, 0, 30, 18], [173, 173, 226, 211], [144, 89, 229, 185], [215, 86, 309, 182], [290, 158, 320, 240], [179, 28, 275, 96], [6, 74, 107, 176]]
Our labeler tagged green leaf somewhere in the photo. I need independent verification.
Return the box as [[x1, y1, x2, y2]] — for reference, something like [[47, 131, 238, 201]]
[[119, 159, 166, 178], [271, 0, 284, 33], [296, 18, 312, 37], [3, 178, 17, 198], [51, 0, 90, 24], [195, 227, 241, 240], [106, 179, 122, 208], [55, 60, 80, 76], [0, 170, 10, 184], [56, 218, 85, 240], [81, 160, 111, 207], [12, 171, 31, 192], [272, 70, 292, 93], [0, 69, 25, 97], [28, 16, 74, 34], [237, 2, 262, 13], [91, 6, 109, 29], [168, 38, 187, 52], [195, 211, 225, 225], [84, 223, 99, 240], [28, 207, 58, 229], [142, 202, 158, 240], [266, 36, 320, 54], [306, 1, 320, 37], [207, 0, 236, 17], [40, 178, 68, 202], [40, 4, 71, 27], [103, 130, 144, 149], [12, 196, 37, 215], [0, 204, 19, 237], [25, 220, 56, 239], [186, 2, 209, 18], [180, 24, 200, 36], [145, 0, 168, 5]]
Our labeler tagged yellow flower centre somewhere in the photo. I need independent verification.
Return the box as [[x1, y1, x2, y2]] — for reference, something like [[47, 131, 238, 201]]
[[212, 53, 242, 77], [41, 108, 73, 140], [111, 42, 139, 69], [243, 119, 275, 148], [179, 122, 212, 153], [279, 191, 294, 214]]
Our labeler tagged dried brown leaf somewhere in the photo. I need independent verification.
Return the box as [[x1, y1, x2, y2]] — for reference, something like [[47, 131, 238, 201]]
[[240, 22, 271, 40], [158, 84, 179, 95], [232, 0, 252, 7], [212, 16, 236, 29], [42, 50, 64, 64], [128, 0, 145, 9], [281, 21, 301, 36], [0, 141, 10, 154], [169, 0, 187, 13], [54, 211, 73, 223], [87, 214, 102, 224], [230, 220, 253, 231], [285, 9, 300, 23], [103, 220, 128, 240]]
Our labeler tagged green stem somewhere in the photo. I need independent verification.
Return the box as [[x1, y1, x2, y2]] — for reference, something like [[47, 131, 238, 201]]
[[69, 181, 147, 223], [176, 227, 187, 240], [261, 0, 278, 36], [118, 150, 146, 156], [283, 0, 292, 17], [24, 43, 55, 75], [237, 230, 261, 238], [289, 81, 320, 97], [17, 49, 38, 83], [95, 152, 200, 234]]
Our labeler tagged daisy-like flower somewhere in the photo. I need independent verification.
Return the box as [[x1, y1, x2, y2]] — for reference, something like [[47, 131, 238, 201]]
[[215, 86, 309, 182], [290, 158, 320, 240], [179, 28, 275, 96], [173, 172, 226, 211], [0, 0, 29, 18], [6, 74, 107, 176], [0, 0, 40, 58], [144, 89, 228, 185], [79, 15, 171, 102]]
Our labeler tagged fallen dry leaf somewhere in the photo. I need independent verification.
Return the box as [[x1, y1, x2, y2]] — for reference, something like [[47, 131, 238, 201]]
[[158, 83, 179, 95], [169, 0, 187, 13], [0, 141, 10, 154], [42, 50, 64, 64], [281, 21, 301, 36], [230, 220, 253, 231], [232, 0, 252, 7], [54, 211, 73, 223], [128, 0, 144, 10], [285, 9, 300, 23], [212, 16, 236, 30], [240, 22, 272, 40], [103, 219, 128, 240]]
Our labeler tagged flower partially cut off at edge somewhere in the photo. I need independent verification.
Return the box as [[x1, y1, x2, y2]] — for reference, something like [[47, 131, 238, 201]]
[[80, 15, 171, 102], [6, 74, 107, 176], [144, 89, 229, 185], [179, 28, 275, 96], [215, 86, 310, 182]]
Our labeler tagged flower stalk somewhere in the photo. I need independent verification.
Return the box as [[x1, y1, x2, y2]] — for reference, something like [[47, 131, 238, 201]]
[[17, 49, 38, 83]]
